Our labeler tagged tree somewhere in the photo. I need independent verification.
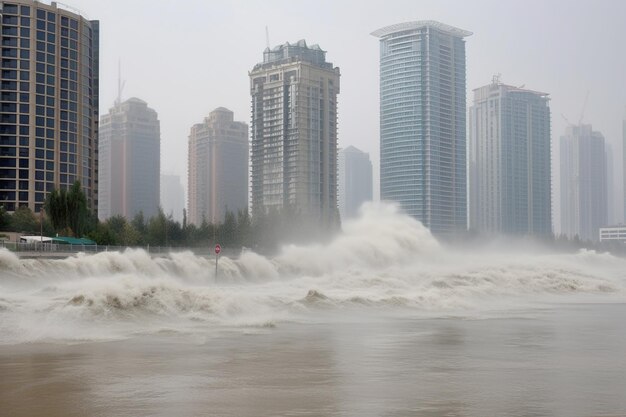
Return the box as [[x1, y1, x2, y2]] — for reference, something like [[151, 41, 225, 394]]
[[45, 187, 68, 231], [146, 208, 167, 246], [9, 206, 39, 233], [66, 181, 88, 236], [45, 181, 90, 237], [0, 205, 10, 230]]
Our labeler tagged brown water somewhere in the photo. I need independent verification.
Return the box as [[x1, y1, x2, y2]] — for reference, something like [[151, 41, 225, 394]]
[[2, 304, 625, 417]]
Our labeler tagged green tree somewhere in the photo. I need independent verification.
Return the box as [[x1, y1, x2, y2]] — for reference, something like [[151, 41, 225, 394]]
[[146, 208, 167, 246], [9, 206, 39, 233], [131, 212, 146, 238], [120, 222, 141, 246], [66, 181, 88, 236], [44, 187, 68, 231], [45, 181, 90, 237], [0, 205, 10, 230]]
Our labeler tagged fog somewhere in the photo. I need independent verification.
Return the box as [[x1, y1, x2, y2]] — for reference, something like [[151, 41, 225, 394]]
[[63, 0, 626, 222]]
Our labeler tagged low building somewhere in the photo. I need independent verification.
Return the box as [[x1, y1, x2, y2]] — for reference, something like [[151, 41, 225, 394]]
[[599, 225, 626, 243]]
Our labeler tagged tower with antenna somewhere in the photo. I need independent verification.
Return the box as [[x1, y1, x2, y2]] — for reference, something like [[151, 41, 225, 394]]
[[116, 60, 126, 106]]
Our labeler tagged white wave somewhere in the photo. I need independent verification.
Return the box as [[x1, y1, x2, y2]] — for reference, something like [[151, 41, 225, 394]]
[[0, 202, 624, 344]]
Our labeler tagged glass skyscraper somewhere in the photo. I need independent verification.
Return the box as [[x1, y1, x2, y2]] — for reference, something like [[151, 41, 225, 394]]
[[469, 80, 552, 236], [0, 1, 99, 214], [372, 21, 470, 236]]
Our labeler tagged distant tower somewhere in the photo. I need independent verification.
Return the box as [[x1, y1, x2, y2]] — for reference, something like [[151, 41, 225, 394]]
[[338, 146, 373, 220], [372, 22, 471, 236], [249, 40, 341, 226], [469, 81, 552, 236], [98, 98, 161, 220], [187, 108, 248, 225], [160, 173, 184, 223], [560, 124, 607, 241]]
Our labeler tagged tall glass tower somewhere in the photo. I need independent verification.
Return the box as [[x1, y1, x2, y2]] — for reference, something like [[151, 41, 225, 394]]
[[372, 21, 471, 236], [469, 80, 551, 236]]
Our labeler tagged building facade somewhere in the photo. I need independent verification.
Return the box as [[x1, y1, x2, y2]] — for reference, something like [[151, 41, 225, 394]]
[[599, 225, 626, 243], [187, 107, 248, 225], [98, 98, 160, 220], [469, 80, 551, 236], [160, 173, 184, 223], [560, 124, 607, 242], [338, 146, 372, 220], [372, 21, 471, 236], [249, 40, 340, 226], [0, 0, 99, 214]]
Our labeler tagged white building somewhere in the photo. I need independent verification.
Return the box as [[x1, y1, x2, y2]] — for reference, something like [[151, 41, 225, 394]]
[[599, 225, 626, 243]]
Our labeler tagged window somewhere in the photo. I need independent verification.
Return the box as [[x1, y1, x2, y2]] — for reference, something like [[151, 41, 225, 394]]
[[3, 4, 19, 14]]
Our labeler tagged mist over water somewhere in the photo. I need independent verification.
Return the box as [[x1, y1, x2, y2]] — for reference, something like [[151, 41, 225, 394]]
[[0, 202, 624, 345]]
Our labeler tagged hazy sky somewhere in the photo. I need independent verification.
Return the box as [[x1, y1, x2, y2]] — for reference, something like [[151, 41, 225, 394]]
[[67, 0, 626, 218]]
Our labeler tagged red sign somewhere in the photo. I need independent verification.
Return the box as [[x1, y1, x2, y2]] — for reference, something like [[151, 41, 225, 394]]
[[215, 244, 221, 255]]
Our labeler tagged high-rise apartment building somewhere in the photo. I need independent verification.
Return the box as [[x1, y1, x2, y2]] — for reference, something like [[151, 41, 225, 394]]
[[560, 124, 607, 241], [98, 98, 160, 220], [338, 146, 372, 220], [249, 40, 340, 226], [372, 21, 471, 236], [0, 1, 99, 214], [469, 80, 551, 236], [160, 173, 184, 223], [187, 107, 248, 225]]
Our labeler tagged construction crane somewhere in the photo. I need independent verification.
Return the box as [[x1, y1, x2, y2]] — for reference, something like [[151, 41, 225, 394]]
[[578, 90, 590, 125]]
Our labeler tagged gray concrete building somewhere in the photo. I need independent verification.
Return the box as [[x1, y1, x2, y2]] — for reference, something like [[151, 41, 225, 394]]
[[0, 0, 99, 214], [249, 40, 340, 226], [98, 98, 160, 220], [187, 107, 248, 225], [469, 80, 551, 236], [372, 21, 470, 236], [338, 146, 372, 220], [560, 124, 607, 242]]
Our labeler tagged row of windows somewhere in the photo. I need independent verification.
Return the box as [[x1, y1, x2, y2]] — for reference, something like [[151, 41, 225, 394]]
[[1, 4, 79, 29]]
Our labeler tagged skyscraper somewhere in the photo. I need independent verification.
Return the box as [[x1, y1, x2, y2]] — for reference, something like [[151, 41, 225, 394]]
[[249, 40, 340, 226], [98, 98, 160, 220], [372, 21, 471, 236], [338, 146, 372, 220], [160, 173, 184, 223], [469, 80, 551, 236], [560, 124, 607, 241], [0, 0, 99, 214], [187, 107, 248, 225]]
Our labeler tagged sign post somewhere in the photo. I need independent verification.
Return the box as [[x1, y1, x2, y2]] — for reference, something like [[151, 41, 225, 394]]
[[214, 243, 221, 280]]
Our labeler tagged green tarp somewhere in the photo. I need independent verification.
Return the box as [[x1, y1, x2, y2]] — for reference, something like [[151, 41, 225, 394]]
[[51, 236, 96, 245]]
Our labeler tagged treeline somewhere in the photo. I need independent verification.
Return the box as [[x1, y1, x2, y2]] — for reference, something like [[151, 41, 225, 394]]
[[90, 205, 338, 253], [0, 182, 339, 253]]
